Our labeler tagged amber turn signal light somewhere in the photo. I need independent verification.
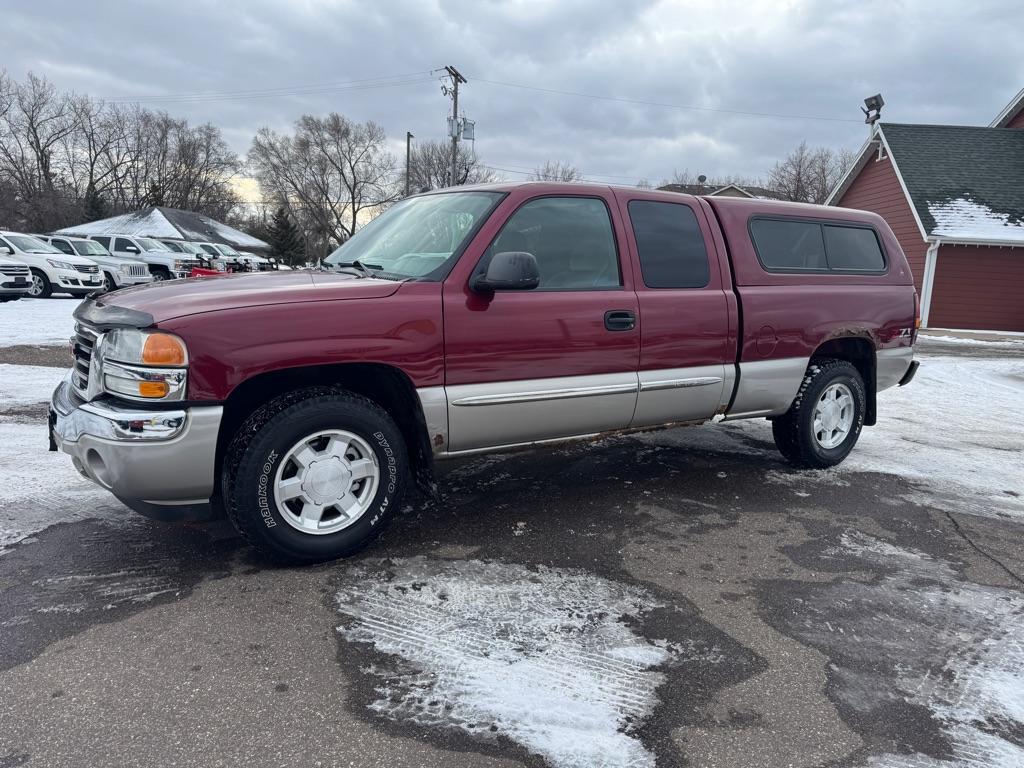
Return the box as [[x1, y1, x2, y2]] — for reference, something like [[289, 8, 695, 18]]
[[142, 333, 187, 366], [138, 381, 170, 398]]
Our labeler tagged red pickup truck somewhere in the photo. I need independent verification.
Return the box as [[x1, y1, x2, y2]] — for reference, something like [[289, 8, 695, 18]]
[[49, 182, 918, 562]]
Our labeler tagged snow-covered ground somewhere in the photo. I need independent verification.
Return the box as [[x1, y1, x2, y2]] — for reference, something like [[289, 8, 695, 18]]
[[645, 353, 1024, 521], [0, 364, 67, 408], [337, 558, 678, 768], [0, 297, 81, 346]]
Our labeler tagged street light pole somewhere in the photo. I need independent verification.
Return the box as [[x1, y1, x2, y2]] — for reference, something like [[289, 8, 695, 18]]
[[405, 131, 414, 197]]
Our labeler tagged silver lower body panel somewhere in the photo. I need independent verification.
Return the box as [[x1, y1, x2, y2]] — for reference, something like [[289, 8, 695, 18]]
[[876, 346, 914, 392], [50, 373, 223, 520]]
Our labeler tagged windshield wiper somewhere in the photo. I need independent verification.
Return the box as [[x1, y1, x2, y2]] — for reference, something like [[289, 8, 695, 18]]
[[333, 259, 383, 278]]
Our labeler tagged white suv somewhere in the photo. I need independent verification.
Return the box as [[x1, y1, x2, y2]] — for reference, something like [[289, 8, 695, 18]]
[[88, 235, 198, 281], [0, 253, 32, 302], [0, 231, 103, 298], [37, 235, 153, 292]]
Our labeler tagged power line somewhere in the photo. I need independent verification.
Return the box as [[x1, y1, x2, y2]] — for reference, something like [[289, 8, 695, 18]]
[[469, 77, 861, 124], [102, 71, 439, 104]]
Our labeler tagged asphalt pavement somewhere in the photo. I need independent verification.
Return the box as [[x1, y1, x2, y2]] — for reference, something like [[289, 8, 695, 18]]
[[0, 338, 1022, 768]]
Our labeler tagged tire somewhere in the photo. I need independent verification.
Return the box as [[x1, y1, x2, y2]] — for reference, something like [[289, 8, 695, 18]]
[[222, 388, 408, 563], [103, 272, 117, 293], [28, 269, 52, 298], [771, 359, 866, 469], [151, 267, 171, 281]]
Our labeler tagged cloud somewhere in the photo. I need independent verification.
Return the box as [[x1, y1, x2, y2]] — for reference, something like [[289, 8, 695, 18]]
[[2, 0, 1021, 184]]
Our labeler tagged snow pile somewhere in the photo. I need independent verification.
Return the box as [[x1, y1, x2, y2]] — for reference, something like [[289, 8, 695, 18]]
[[0, 298, 79, 346], [336, 557, 673, 768], [928, 197, 1024, 243]]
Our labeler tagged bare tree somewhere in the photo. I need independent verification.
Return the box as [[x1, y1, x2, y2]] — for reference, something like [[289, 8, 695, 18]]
[[405, 139, 496, 193], [0, 73, 79, 230], [767, 142, 856, 204], [529, 160, 583, 182], [249, 113, 398, 245]]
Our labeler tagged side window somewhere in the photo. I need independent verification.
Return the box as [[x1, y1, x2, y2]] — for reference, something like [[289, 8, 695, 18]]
[[114, 237, 135, 252], [488, 197, 620, 290], [52, 238, 75, 255], [92, 236, 110, 249], [628, 200, 711, 288], [201, 244, 218, 255], [750, 219, 827, 271], [823, 225, 886, 271]]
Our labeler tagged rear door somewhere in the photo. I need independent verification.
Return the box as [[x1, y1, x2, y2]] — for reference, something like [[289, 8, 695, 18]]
[[442, 191, 640, 452], [614, 191, 734, 427]]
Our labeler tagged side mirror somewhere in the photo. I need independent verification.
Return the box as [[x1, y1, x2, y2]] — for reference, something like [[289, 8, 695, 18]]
[[0, 245, 12, 256], [470, 251, 540, 294], [125, 245, 139, 253]]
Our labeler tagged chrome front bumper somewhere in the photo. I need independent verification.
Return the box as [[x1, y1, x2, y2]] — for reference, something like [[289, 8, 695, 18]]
[[49, 373, 223, 521]]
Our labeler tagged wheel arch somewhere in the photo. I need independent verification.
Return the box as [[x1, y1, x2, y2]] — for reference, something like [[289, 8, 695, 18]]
[[217, 362, 436, 496], [810, 336, 877, 426]]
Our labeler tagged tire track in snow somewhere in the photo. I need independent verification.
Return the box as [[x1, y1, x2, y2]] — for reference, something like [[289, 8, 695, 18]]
[[335, 557, 688, 768]]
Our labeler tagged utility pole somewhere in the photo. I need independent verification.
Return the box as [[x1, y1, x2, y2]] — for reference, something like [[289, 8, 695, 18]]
[[444, 66, 466, 187], [405, 131, 414, 196]]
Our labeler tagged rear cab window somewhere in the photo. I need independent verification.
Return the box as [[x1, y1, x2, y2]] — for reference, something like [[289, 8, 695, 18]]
[[627, 200, 710, 288], [749, 217, 886, 274]]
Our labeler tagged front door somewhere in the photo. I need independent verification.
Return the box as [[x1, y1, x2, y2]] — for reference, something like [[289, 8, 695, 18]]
[[442, 193, 640, 453]]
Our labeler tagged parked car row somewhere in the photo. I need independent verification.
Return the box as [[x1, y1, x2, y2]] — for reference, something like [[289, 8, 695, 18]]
[[0, 228, 280, 301]]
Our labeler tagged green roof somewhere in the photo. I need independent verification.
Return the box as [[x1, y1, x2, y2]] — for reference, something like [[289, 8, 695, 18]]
[[880, 123, 1024, 240]]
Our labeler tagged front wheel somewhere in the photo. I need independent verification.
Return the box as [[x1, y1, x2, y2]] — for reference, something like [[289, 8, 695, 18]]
[[103, 272, 117, 293], [771, 359, 866, 469], [151, 267, 171, 281], [222, 389, 408, 563], [28, 269, 52, 298]]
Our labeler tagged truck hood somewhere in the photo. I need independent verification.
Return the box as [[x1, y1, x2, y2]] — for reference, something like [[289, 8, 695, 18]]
[[87, 270, 403, 325]]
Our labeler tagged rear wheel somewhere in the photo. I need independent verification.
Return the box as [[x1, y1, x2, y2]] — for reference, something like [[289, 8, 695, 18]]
[[771, 359, 866, 469], [222, 389, 408, 563], [28, 269, 52, 298]]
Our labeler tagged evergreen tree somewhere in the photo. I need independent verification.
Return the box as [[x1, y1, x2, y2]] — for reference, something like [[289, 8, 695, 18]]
[[82, 182, 108, 222], [267, 206, 305, 267]]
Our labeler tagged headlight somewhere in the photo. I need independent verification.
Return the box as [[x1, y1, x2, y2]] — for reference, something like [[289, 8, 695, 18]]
[[118, 263, 132, 274], [47, 259, 75, 270], [173, 260, 187, 271], [98, 329, 188, 401]]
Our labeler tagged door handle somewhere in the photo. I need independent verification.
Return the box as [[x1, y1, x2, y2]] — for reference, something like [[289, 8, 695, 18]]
[[604, 310, 636, 332]]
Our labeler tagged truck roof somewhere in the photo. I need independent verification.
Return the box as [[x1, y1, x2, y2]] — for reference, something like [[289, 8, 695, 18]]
[[422, 181, 881, 224]]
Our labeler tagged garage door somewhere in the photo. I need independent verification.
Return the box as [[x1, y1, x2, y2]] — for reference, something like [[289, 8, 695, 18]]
[[928, 245, 1024, 331]]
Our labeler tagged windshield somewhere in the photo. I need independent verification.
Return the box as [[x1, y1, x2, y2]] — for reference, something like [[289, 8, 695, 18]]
[[214, 244, 241, 257], [180, 242, 206, 255], [324, 191, 503, 279], [160, 240, 184, 252], [136, 237, 169, 252], [5, 234, 60, 253], [71, 240, 110, 256]]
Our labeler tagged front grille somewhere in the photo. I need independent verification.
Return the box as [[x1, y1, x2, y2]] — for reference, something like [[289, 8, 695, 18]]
[[74, 264, 100, 274], [0, 264, 29, 279], [126, 264, 148, 277], [71, 325, 98, 394]]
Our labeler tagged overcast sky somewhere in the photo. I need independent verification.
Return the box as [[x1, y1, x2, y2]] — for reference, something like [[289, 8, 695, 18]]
[[4, 0, 1023, 188]]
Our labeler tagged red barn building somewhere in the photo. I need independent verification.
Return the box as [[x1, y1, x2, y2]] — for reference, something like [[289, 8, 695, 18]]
[[828, 88, 1024, 331]]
